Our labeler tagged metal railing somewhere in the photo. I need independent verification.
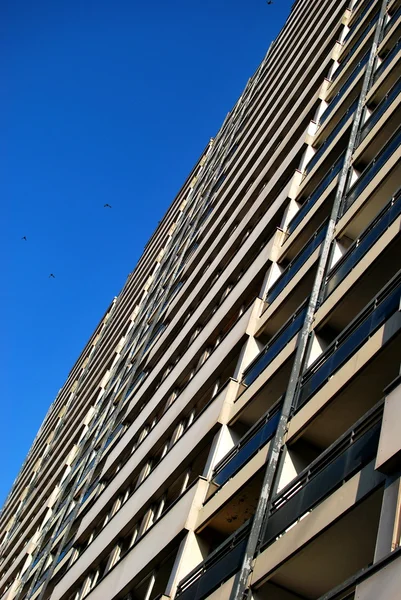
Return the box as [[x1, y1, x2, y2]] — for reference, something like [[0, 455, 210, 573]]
[[342, 125, 401, 215], [373, 39, 401, 83], [360, 77, 401, 142], [344, 0, 376, 42], [324, 188, 401, 299], [176, 520, 251, 600], [305, 100, 357, 177], [212, 399, 282, 488], [267, 223, 327, 306], [287, 154, 344, 235], [261, 402, 384, 548], [321, 53, 369, 126], [298, 271, 401, 409], [242, 301, 308, 388]]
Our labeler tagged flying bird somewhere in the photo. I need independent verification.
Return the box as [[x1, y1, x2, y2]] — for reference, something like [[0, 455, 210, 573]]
[[266, 1, 273, 4], [21, 236, 27, 241], [49, 273, 56, 279], [104, 203, 112, 208]]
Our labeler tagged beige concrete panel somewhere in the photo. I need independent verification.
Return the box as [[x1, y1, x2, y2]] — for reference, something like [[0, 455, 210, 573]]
[[251, 461, 379, 587], [51, 479, 207, 600], [78, 383, 231, 539], [336, 149, 401, 237], [315, 215, 401, 327], [257, 246, 321, 336], [337, 1, 376, 61], [353, 94, 401, 163], [231, 336, 298, 422], [287, 315, 401, 443], [355, 554, 401, 600], [376, 379, 401, 472], [279, 175, 338, 259], [374, 477, 401, 560], [197, 439, 271, 530]]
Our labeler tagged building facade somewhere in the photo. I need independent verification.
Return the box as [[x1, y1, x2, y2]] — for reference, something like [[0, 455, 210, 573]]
[[1, 0, 401, 598]]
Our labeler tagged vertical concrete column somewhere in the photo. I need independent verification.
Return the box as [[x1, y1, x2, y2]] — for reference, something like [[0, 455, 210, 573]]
[[164, 531, 209, 599], [203, 425, 242, 481], [233, 336, 264, 382], [374, 476, 401, 561]]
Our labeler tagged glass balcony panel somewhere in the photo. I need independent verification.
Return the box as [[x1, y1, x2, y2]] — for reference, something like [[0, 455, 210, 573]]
[[176, 521, 251, 600], [305, 100, 357, 177], [242, 304, 307, 388], [321, 53, 369, 126], [298, 276, 401, 408], [384, 4, 401, 38], [267, 224, 327, 305], [287, 154, 344, 235], [262, 406, 383, 548], [212, 402, 282, 487], [344, 0, 376, 43], [360, 78, 401, 142], [343, 126, 401, 215], [374, 39, 401, 83], [325, 190, 401, 298]]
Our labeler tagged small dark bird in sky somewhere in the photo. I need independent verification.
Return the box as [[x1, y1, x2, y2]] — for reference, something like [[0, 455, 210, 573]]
[[104, 203, 112, 208], [21, 236, 27, 241], [266, 1, 273, 4], [49, 273, 56, 279]]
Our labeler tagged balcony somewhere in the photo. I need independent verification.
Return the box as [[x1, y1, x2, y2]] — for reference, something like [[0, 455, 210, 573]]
[[267, 223, 327, 306], [342, 125, 401, 216], [287, 154, 344, 236], [212, 400, 281, 489], [345, 0, 376, 41], [338, 7, 379, 66], [261, 402, 383, 549], [374, 39, 401, 85], [383, 3, 401, 40], [324, 188, 401, 299], [304, 100, 357, 178], [297, 272, 401, 410], [241, 302, 307, 389], [320, 52, 369, 127], [176, 520, 250, 600], [360, 77, 401, 143]]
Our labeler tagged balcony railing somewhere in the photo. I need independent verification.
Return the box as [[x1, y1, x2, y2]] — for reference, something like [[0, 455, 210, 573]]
[[344, 0, 375, 43], [287, 154, 344, 235], [55, 537, 75, 566], [374, 39, 401, 83], [81, 479, 100, 506], [261, 402, 384, 549], [342, 125, 401, 215], [176, 520, 250, 600], [384, 4, 401, 38], [104, 422, 124, 450], [297, 271, 401, 409], [267, 223, 327, 306], [343, 4, 379, 49], [360, 77, 401, 142], [305, 100, 357, 177], [321, 52, 369, 126], [324, 188, 401, 299], [212, 399, 282, 488], [242, 302, 308, 389]]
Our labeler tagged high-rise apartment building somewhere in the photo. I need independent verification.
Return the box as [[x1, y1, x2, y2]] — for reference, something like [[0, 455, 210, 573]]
[[2, 0, 401, 598]]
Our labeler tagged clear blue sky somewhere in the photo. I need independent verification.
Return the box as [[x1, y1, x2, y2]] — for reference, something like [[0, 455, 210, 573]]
[[1, 0, 293, 506]]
